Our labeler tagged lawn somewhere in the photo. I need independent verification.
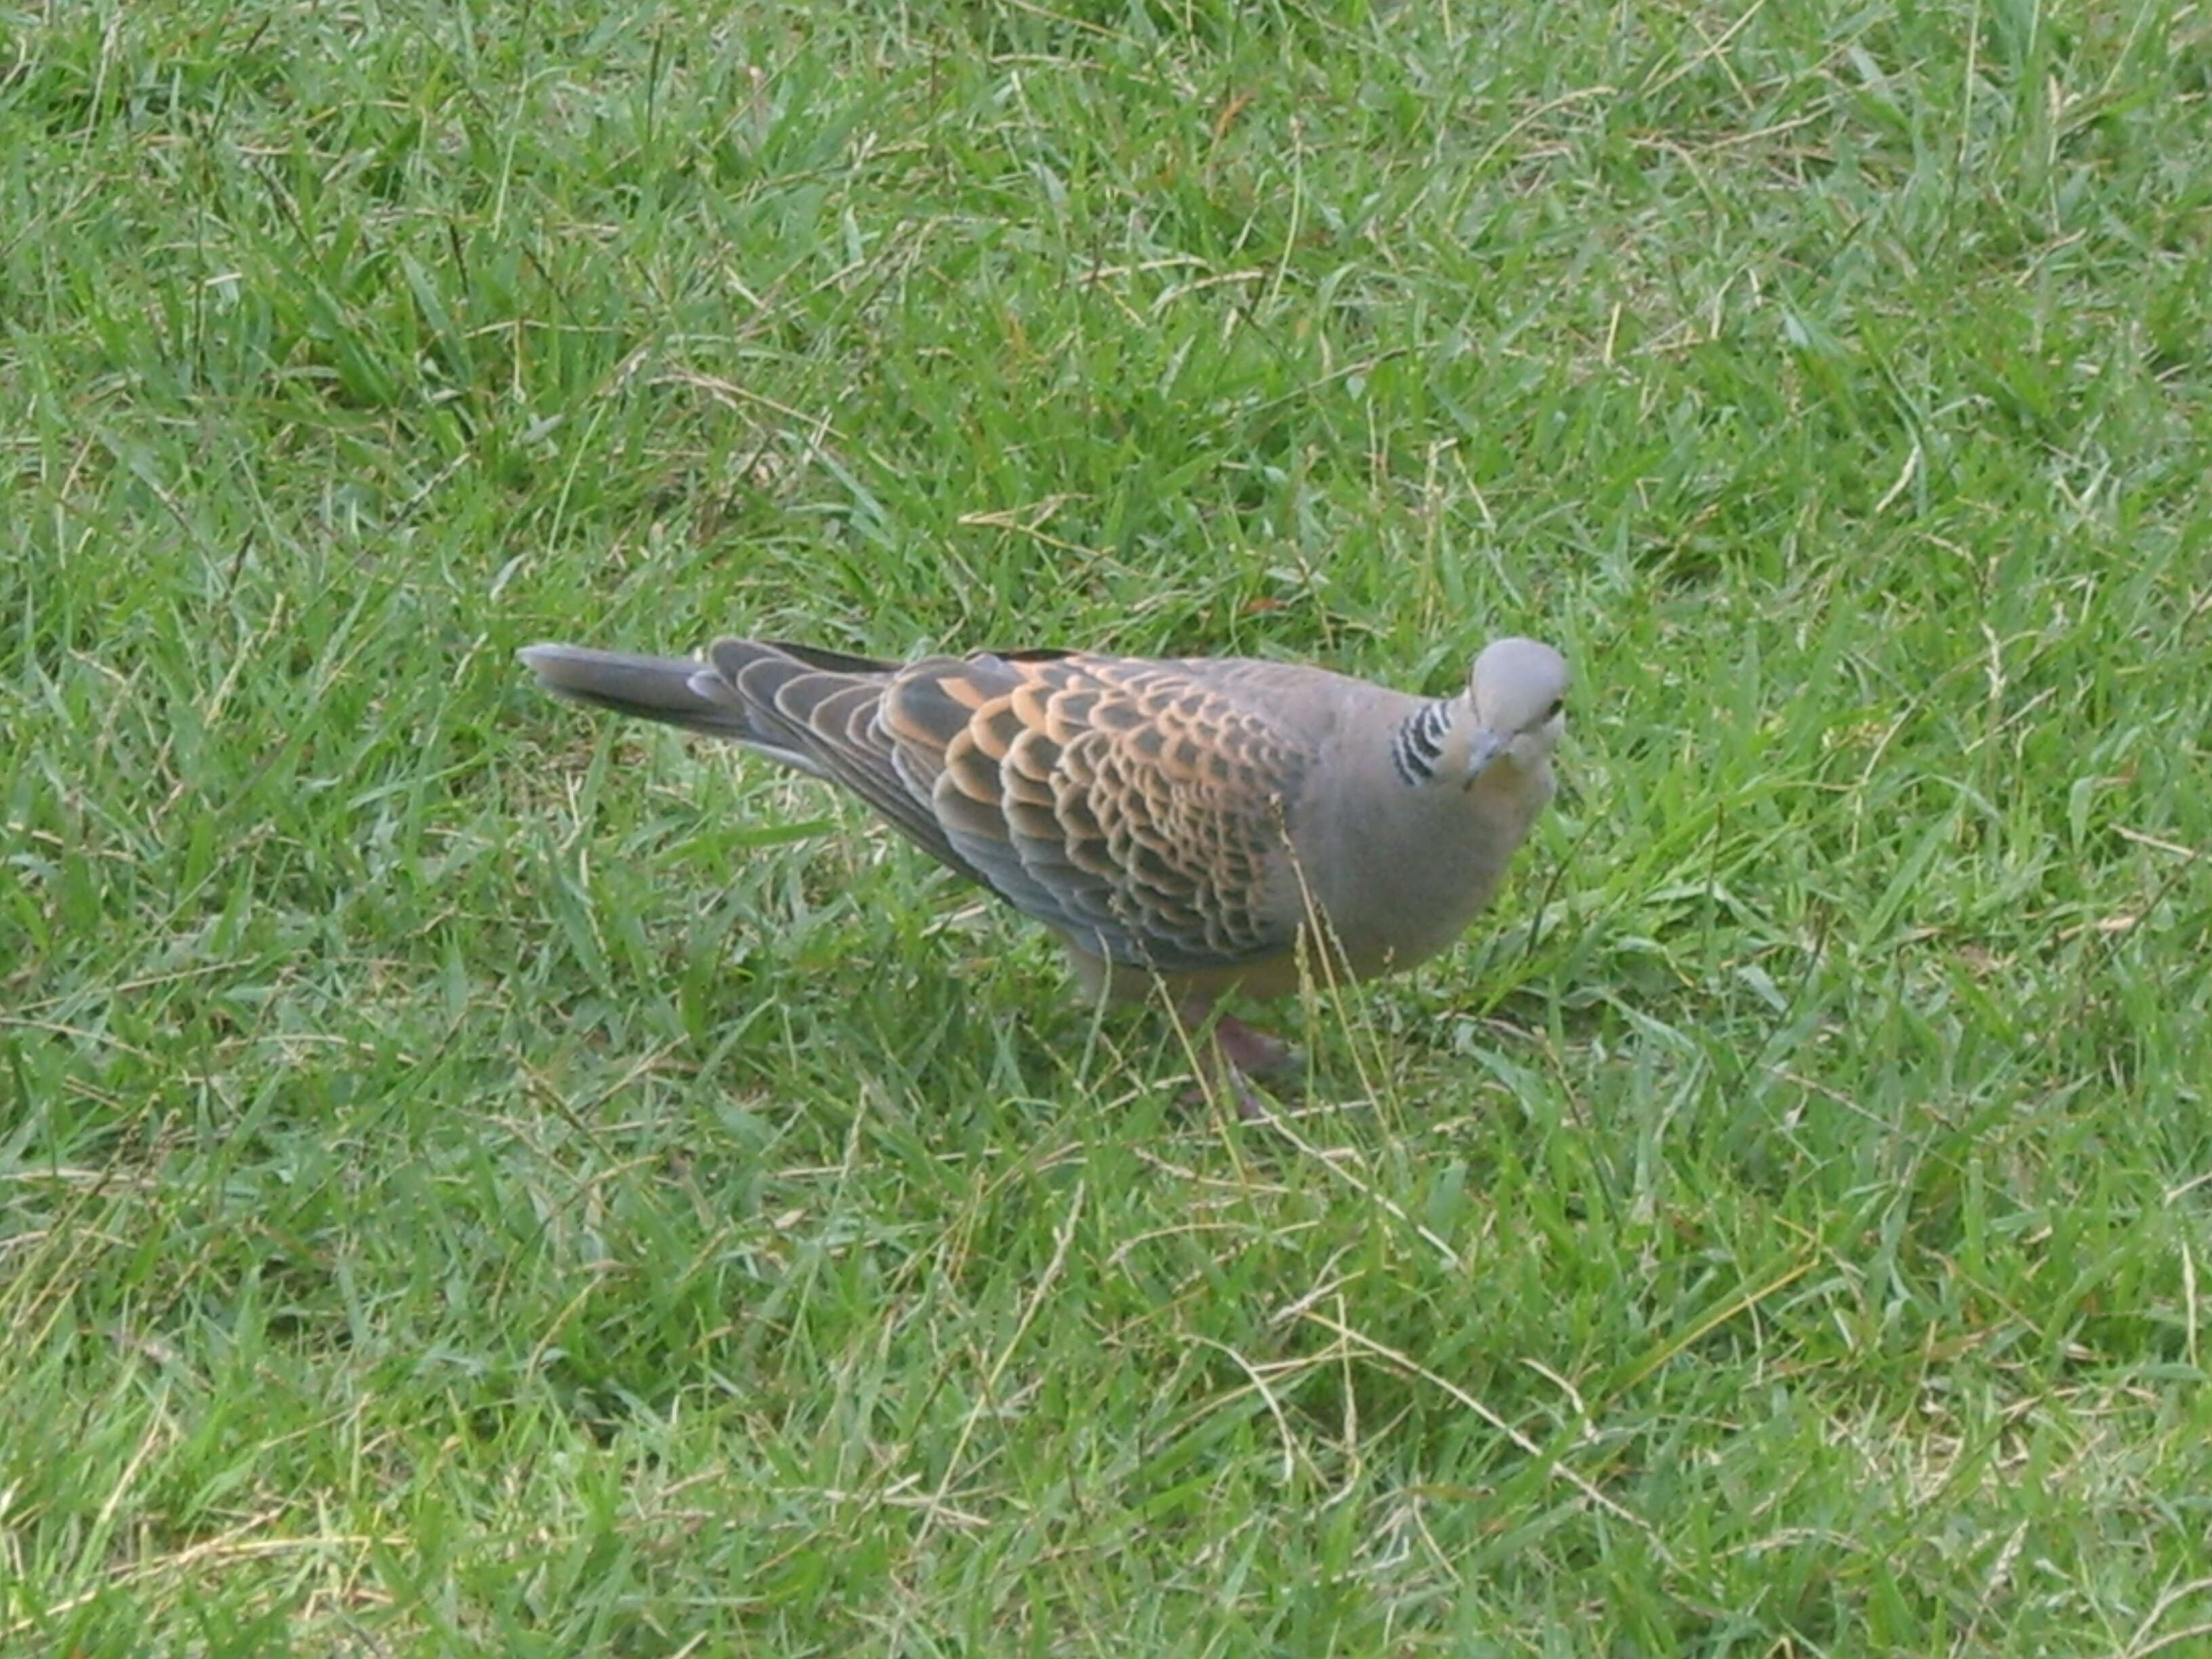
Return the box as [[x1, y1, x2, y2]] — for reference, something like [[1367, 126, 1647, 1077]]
[[4, 0, 2210, 1652]]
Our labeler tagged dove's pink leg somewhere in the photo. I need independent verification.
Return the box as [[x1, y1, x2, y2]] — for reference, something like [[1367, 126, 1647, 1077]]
[[1176, 1000, 1300, 1120], [1212, 1013, 1301, 1082]]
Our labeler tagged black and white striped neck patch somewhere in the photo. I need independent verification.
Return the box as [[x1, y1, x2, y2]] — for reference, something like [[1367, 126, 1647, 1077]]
[[1390, 699, 1458, 786]]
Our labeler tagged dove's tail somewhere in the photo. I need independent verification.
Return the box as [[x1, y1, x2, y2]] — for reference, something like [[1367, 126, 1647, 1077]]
[[519, 642, 764, 744]]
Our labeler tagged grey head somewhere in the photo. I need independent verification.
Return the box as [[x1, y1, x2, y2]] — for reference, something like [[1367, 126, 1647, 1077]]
[[1452, 636, 1570, 785]]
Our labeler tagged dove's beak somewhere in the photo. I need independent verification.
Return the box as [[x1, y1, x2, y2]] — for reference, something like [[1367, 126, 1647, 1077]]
[[1463, 729, 1507, 787]]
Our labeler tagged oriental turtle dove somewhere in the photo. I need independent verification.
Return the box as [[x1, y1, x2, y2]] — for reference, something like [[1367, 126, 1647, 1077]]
[[521, 634, 1569, 1113]]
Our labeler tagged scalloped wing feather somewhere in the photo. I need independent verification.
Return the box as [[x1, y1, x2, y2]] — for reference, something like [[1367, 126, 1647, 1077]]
[[702, 642, 1311, 972]]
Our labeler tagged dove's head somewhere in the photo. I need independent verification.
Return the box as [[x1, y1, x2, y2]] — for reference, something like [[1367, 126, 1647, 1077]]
[[1457, 637, 1569, 785]]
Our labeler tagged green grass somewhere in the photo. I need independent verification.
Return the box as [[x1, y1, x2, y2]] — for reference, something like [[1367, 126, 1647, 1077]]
[[5, 0, 2211, 1651]]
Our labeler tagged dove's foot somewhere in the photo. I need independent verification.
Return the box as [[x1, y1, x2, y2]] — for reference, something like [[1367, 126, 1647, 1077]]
[[1176, 1002, 1302, 1120]]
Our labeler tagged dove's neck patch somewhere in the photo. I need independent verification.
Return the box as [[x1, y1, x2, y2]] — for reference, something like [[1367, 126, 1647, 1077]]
[[1390, 698, 1459, 786]]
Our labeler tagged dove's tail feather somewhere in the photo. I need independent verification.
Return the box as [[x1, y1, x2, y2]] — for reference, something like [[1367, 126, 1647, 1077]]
[[518, 642, 811, 760]]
